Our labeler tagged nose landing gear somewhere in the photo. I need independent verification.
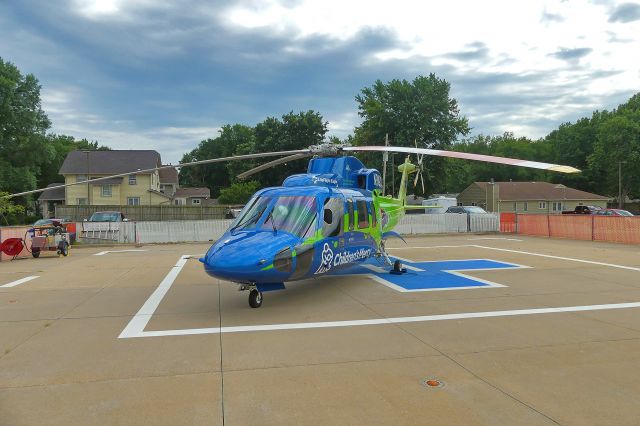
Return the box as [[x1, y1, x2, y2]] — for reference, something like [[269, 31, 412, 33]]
[[248, 289, 263, 308]]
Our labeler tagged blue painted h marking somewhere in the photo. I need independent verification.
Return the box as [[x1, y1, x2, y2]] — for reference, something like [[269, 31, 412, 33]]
[[334, 258, 529, 292]]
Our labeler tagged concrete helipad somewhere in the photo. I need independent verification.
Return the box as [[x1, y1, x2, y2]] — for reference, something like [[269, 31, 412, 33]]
[[2, 235, 640, 424]]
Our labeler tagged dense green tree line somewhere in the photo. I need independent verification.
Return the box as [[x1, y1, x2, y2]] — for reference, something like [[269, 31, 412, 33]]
[[3, 54, 639, 218]]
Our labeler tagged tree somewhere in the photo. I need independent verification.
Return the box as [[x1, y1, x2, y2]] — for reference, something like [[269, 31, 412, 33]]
[[218, 181, 260, 204], [179, 111, 327, 196], [354, 74, 470, 195], [0, 192, 25, 225], [179, 124, 255, 197], [0, 57, 51, 198], [252, 111, 327, 186]]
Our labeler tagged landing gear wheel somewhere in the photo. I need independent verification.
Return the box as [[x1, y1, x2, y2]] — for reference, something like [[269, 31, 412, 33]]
[[390, 259, 407, 275], [249, 289, 263, 308]]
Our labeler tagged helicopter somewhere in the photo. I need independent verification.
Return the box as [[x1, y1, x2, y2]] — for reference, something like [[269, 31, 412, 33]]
[[5, 142, 580, 308]]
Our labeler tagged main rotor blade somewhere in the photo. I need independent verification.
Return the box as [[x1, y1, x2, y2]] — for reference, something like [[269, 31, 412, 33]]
[[343, 146, 581, 173], [3, 149, 310, 199], [237, 153, 312, 180]]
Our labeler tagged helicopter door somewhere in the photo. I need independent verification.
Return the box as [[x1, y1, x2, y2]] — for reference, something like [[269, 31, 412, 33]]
[[322, 198, 344, 238]]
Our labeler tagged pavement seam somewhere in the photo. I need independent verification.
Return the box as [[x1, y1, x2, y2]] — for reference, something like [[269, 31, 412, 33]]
[[0, 370, 220, 391], [447, 335, 640, 356], [218, 280, 226, 426]]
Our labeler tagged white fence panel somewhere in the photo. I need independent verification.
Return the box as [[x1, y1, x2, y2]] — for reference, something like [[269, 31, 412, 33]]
[[469, 214, 499, 232], [397, 214, 468, 234], [133, 220, 234, 244], [77, 215, 499, 245]]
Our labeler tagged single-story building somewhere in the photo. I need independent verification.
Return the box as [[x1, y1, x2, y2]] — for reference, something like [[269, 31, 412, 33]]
[[173, 187, 211, 206], [37, 183, 65, 218], [457, 181, 610, 213]]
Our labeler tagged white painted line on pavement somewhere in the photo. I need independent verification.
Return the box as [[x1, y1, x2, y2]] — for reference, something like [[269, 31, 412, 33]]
[[124, 301, 640, 338], [0, 276, 40, 288], [118, 255, 193, 339], [389, 245, 640, 272], [94, 250, 149, 256]]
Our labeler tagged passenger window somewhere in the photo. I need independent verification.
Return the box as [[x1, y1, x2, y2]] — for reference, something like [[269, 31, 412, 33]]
[[357, 200, 369, 229], [370, 202, 377, 228], [347, 199, 355, 231], [322, 198, 344, 237]]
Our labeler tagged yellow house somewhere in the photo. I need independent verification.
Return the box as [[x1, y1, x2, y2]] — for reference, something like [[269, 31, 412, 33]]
[[59, 150, 174, 206]]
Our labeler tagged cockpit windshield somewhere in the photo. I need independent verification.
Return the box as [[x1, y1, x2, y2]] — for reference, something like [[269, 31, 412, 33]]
[[230, 196, 271, 232], [230, 195, 318, 238], [263, 196, 318, 238]]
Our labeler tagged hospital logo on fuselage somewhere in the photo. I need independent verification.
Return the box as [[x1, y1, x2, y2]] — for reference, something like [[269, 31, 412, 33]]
[[314, 243, 372, 274]]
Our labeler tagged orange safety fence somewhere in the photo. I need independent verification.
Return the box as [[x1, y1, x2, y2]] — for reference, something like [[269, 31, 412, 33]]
[[499, 213, 516, 233], [500, 213, 640, 245], [548, 214, 592, 241], [516, 214, 549, 237], [0, 226, 32, 261], [593, 216, 640, 244]]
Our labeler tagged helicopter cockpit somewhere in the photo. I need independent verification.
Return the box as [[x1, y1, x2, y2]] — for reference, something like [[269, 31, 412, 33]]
[[230, 194, 318, 239]]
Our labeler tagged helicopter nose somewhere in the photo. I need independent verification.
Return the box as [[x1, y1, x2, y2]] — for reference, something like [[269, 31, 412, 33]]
[[201, 232, 297, 283]]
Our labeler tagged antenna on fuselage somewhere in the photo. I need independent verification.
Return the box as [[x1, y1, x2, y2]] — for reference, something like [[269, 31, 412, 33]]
[[382, 133, 389, 195]]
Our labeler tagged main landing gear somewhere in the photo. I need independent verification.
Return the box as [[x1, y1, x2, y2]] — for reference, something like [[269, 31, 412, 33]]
[[390, 259, 408, 275], [377, 241, 407, 275]]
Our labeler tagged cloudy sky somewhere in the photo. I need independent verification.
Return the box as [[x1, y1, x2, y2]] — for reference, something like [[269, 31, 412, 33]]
[[1, 0, 639, 163]]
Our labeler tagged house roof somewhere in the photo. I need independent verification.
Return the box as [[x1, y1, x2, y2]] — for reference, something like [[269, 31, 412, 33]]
[[37, 183, 65, 201], [474, 181, 609, 201], [174, 187, 210, 198], [159, 166, 178, 184], [59, 150, 161, 175]]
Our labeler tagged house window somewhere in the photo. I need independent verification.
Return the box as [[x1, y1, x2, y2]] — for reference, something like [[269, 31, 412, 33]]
[[101, 185, 112, 197], [192, 199, 201, 205], [523, 202, 528, 212], [471, 202, 477, 206], [552, 202, 563, 212], [457, 202, 463, 206], [174, 199, 183, 205], [129, 175, 137, 185], [539, 202, 547, 209], [77, 198, 87, 205], [76, 175, 87, 183], [513, 202, 517, 211], [127, 197, 140, 206]]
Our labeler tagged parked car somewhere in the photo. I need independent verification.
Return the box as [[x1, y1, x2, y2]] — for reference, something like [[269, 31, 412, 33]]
[[593, 209, 634, 216], [86, 211, 128, 222], [561, 205, 602, 214], [445, 206, 488, 214]]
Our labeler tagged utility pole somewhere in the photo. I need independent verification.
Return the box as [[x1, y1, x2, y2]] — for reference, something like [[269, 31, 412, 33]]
[[619, 160, 626, 209]]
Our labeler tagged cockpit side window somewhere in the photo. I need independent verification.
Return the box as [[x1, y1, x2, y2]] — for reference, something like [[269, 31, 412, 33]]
[[322, 197, 344, 237]]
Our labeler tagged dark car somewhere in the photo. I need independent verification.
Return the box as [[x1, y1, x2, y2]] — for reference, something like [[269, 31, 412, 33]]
[[87, 211, 128, 222], [593, 209, 634, 216], [445, 206, 488, 214]]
